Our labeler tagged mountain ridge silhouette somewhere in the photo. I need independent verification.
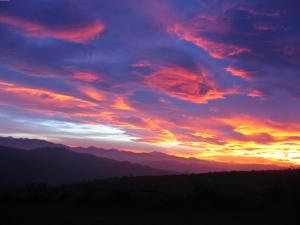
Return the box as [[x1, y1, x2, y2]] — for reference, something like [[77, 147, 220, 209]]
[[0, 136, 285, 176]]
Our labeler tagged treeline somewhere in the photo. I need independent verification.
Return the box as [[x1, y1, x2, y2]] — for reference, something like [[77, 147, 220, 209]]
[[1, 169, 300, 212]]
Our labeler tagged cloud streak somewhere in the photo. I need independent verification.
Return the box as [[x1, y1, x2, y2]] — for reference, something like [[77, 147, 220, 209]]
[[0, 14, 104, 43]]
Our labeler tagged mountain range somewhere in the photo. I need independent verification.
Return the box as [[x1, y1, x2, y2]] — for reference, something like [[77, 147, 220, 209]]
[[73, 146, 283, 173], [0, 136, 284, 178]]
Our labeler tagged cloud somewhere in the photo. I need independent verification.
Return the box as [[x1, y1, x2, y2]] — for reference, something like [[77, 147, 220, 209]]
[[0, 14, 104, 43], [0, 81, 14, 87], [225, 66, 252, 80], [113, 96, 136, 111], [145, 67, 229, 104], [170, 17, 250, 59], [247, 90, 267, 98], [79, 86, 105, 102], [71, 71, 101, 82], [219, 115, 300, 142], [0, 81, 97, 114]]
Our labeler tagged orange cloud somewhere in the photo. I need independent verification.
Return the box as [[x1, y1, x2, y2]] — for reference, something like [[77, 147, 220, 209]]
[[111, 116, 148, 130], [72, 71, 100, 82], [225, 66, 252, 80], [0, 14, 104, 43], [171, 22, 249, 59], [219, 116, 300, 139], [104, 113, 183, 146], [0, 84, 97, 112], [119, 113, 300, 166], [113, 97, 135, 111], [146, 67, 228, 103], [80, 86, 105, 101]]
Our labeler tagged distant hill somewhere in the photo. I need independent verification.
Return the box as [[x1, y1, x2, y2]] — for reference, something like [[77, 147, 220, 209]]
[[73, 146, 284, 173], [0, 146, 173, 186], [0, 136, 66, 150]]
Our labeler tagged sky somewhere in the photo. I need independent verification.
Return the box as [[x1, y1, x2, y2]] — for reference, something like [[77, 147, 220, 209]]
[[0, 0, 300, 166]]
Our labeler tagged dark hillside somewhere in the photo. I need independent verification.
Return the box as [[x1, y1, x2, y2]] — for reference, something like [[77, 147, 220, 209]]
[[1, 169, 300, 224], [0, 146, 174, 186]]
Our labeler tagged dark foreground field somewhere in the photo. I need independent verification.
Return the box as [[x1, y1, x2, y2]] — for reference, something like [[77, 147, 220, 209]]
[[2, 169, 300, 225]]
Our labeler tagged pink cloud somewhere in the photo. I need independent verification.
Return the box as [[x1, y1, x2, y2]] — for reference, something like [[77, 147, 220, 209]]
[[0, 14, 104, 43], [72, 71, 101, 82], [225, 66, 252, 80], [170, 18, 250, 59], [145, 67, 231, 104], [247, 90, 266, 98]]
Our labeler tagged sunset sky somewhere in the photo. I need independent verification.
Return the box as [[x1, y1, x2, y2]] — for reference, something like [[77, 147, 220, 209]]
[[1, 0, 300, 166]]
